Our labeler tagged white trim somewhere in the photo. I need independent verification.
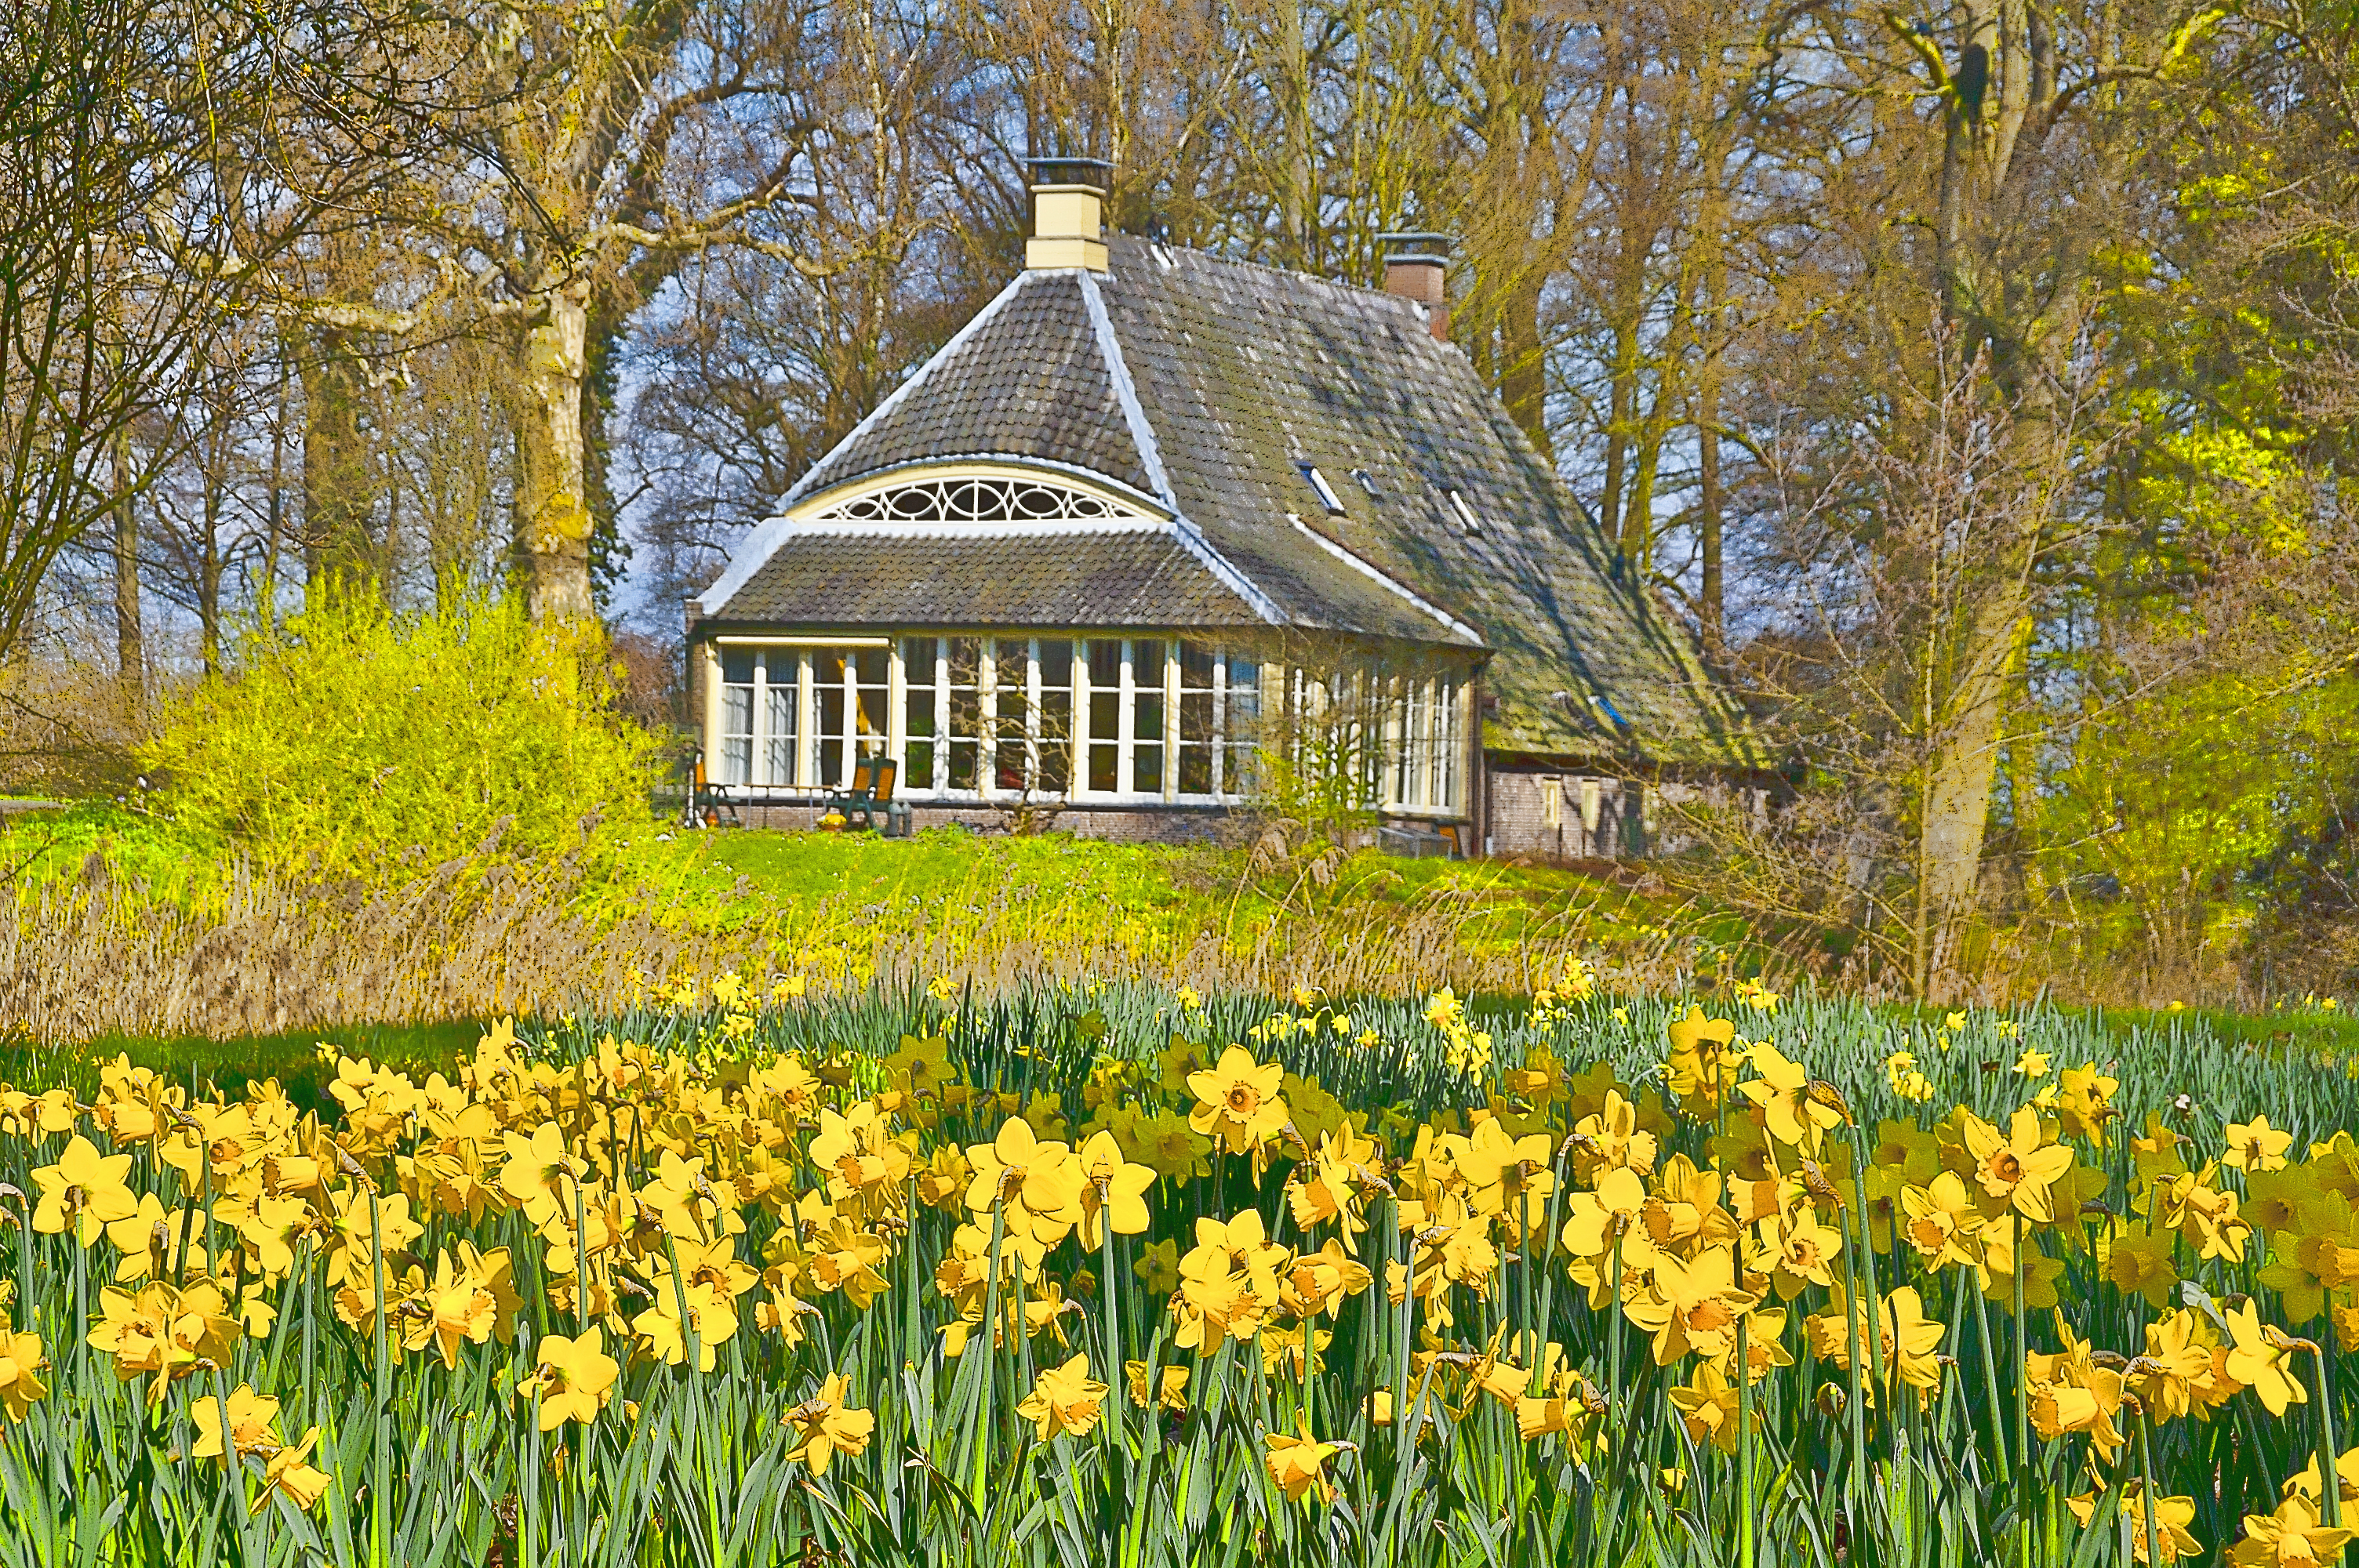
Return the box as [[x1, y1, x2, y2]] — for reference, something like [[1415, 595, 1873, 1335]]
[[1076, 270, 1175, 507], [785, 519, 1172, 539], [1285, 514, 1485, 644], [713, 634, 892, 648], [1076, 269, 1290, 629]]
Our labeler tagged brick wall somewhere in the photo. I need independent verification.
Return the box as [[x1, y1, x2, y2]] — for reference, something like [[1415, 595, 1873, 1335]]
[[1485, 769, 1645, 860], [710, 801, 1236, 845]]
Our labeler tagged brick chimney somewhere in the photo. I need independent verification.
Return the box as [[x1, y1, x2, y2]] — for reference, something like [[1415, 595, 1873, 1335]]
[[1026, 155, 1113, 274], [1378, 231, 1451, 342]]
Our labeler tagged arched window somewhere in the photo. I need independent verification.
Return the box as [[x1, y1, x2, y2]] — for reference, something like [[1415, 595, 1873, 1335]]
[[804, 474, 1151, 526]]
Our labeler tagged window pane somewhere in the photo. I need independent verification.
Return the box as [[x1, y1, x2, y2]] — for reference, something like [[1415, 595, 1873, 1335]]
[[993, 640, 1030, 790], [722, 648, 755, 685], [720, 681, 752, 786], [1224, 658, 1260, 796], [854, 652, 889, 763], [1179, 735, 1212, 795], [1037, 641, 1073, 793], [902, 639, 938, 792], [1131, 640, 1164, 793], [763, 652, 797, 788], [1180, 641, 1216, 690], [946, 637, 982, 791], [813, 653, 848, 788]]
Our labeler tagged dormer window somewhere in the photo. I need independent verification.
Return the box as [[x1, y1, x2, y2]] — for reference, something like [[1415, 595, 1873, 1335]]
[[1298, 463, 1347, 516], [1447, 488, 1482, 533]]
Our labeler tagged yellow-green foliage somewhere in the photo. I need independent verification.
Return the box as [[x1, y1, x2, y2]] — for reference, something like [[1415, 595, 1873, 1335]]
[[143, 595, 659, 877]]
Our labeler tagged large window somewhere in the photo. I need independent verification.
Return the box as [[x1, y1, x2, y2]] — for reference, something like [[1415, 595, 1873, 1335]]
[[717, 648, 800, 787], [711, 644, 884, 789], [711, 635, 1452, 814]]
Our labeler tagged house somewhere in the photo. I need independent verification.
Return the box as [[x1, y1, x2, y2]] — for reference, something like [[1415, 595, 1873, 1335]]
[[687, 159, 1758, 856]]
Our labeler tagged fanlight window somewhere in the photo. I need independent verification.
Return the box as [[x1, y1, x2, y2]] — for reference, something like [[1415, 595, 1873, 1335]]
[[805, 475, 1150, 526]]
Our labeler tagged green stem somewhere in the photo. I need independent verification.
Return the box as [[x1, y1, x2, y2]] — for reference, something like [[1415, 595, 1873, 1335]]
[[2012, 1210, 2029, 1568], [2137, 1409, 2163, 1568], [1737, 1310, 1754, 1568], [1849, 1133, 1887, 1410], [1609, 1231, 1625, 1451], [2315, 1342, 2343, 1530], [369, 1185, 390, 1568], [1838, 1199, 1866, 1529], [1099, 1195, 1126, 1469], [1971, 1259, 2009, 1479]]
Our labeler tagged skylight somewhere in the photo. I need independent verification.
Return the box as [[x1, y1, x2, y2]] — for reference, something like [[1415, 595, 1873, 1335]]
[[1352, 467, 1383, 497], [1297, 463, 1347, 516], [1447, 488, 1482, 533]]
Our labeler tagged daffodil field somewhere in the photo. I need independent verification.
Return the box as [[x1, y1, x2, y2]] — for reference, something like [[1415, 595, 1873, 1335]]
[[2, 978, 2358, 1566]]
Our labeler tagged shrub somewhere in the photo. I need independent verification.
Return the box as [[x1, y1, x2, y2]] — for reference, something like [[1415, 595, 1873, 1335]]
[[142, 593, 660, 876]]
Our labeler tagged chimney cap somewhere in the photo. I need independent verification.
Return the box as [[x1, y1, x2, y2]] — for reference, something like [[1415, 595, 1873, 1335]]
[[1377, 230, 1452, 264], [1027, 154, 1114, 191]]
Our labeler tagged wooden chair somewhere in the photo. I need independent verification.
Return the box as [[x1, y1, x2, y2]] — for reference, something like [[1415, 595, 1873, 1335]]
[[684, 747, 740, 829], [826, 757, 910, 837]]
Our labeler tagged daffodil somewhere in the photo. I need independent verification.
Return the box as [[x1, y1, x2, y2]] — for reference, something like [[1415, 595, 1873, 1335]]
[[783, 1373, 874, 1476], [191, 1385, 284, 1462], [1960, 1106, 2076, 1223], [1127, 1359, 1188, 1412], [1016, 1353, 1108, 1440], [1669, 1361, 1743, 1454], [86, 1279, 243, 1405], [2223, 1116, 2295, 1174], [1665, 1006, 1738, 1110], [1186, 1046, 1289, 1157], [1264, 1417, 1345, 1504], [2226, 1494, 2351, 1566], [256, 1431, 333, 1513], [1622, 1245, 1754, 1367], [961, 1116, 1085, 1247], [31, 1134, 139, 1246], [1075, 1130, 1157, 1247], [2222, 1301, 2307, 1417], [1736, 1042, 1844, 1150], [2068, 1483, 2201, 1563], [0, 1327, 47, 1422], [521, 1326, 620, 1428]]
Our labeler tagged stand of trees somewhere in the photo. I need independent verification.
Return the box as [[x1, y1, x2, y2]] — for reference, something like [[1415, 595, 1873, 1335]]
[[7, 0, 2358, 1000]]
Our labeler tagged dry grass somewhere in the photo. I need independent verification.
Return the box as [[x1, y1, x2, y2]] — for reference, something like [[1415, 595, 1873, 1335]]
[[0, 842, 1699, 1043]]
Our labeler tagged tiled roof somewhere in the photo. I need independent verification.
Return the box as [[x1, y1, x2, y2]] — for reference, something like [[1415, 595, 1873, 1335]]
[[701, 237, 1758, 768], [706, 532, 1261, 629], [790, 272, 1154, 500]]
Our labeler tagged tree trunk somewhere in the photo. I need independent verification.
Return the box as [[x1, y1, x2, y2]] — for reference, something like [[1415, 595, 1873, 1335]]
[[301, 325, 376, 604], [1916, 569, 2031, 1000], [1499, 270, 1551, 462], [1697, 377, 1724, 657], [1600, 325, 1634, 550], [513, 278, 595, 622], [111, 430, 142, 697], [580, 304, 627, 610]]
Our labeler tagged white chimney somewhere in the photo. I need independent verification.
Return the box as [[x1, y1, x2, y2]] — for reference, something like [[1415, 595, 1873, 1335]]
[[1026, 156, 1113, 274]]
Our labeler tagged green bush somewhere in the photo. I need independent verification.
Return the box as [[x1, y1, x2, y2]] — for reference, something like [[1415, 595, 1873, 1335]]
[[143, 593, 660, 876]]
